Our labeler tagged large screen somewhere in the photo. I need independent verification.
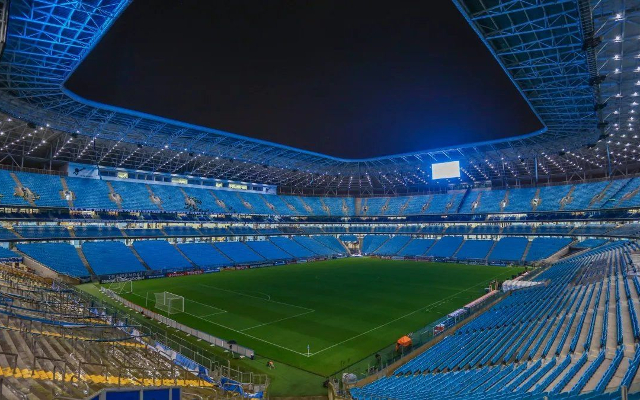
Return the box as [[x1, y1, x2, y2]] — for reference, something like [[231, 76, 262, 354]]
[[431, 161, 460, 180]]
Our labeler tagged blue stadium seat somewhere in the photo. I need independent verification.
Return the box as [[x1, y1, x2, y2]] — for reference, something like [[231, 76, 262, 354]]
[[571, 224, 615, 236], [0, 247, 17, 260], [339, 234, 358, 243], [123, 228, 165, 237], [374, 235, 411, 256], [263, 194, 298, 215], [65, 176, 113, 209], [149, 185, 188, 212], [591, 178, 632, 208], [525, 237, 572, 261], [182, 186, 227, 213], [110, 180, 159, 211], [0, 226, 18, 240], [488, 237, 528, 262], [163, 226, 202, 236], [427, 192, 461, 214], [198, 227, 231, 236], [0, 170, 29, 206], [214, 241, 265, 263], [292, 236, 335, 256], [362, 235, 390, 254], [536, 184, 572, 211], [535, 224, 573, 235], [444, 225, 472, 234], [425, 236, 464, 258], [213, 191, 251, 214], [132, 240, 192, 271], [420, 225, 445, 234], [280, 196, 311, 215], [73, 226, 123, 238], [574, 238, 608, 248], [17, 242, 89, 278], [471, 225, 501, 235], [385, 197, 408, 215], [502, 224, 534, 235], [177, 243, 230, 269], [246, 240, 293, 261], [270, 237, 316, 258], [14, 225, 71, 239], [455, 239, 494, 260], [398, 239, 435, 256], [363, 197, 388, 215], [236, 192, 273, 215], [565, 181, 609, 210], [313, 235, 348, 253], [14, 172, 67, 207], [322, 197, 348, 216], [503, 187, 537, 213], [82, 241, 147, 275], [402, 195, 430, 215]]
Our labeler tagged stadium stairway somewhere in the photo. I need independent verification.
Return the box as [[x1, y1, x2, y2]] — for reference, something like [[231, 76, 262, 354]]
[[589, 181, 614, 208], [59, 176, 74, 208], [173, 243, 199, 269], [606, 179, 636, 208], [105, 181, 123, 209], [451, 239, 466, 259], [296, 197, 314, 214], [319, 198, 331, 216], [145, 184, 164, 211], [484, 240, 499, 263], [531, 188, 541, 211], [9, 172, 36, 207], [128, 245, 152, 271], [521, 240, 533, 263], [75, 246, 97, 279], [500, 190, 509, 212], [455, 188, 471, 214], [559, 185, 577, 210], [369, 236, 391, 254]]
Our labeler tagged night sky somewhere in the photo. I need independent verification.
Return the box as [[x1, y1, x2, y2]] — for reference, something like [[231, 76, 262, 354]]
[[66, 0, 542, 159]]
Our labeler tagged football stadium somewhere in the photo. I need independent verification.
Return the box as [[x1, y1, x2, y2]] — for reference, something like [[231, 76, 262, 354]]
[[3, 0, 640, 399]]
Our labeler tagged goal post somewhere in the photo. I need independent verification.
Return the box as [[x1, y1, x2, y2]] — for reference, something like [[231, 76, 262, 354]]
[[154, 291, 184, 315], [108, 280, 133, 294]]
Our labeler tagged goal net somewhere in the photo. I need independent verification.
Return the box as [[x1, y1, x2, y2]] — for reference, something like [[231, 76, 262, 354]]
[[108, 280, 133, 294], [154, 292, 184, 315]]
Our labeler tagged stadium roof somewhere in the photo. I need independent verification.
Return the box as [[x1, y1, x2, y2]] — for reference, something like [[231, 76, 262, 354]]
[[0, 0, 638, 194]]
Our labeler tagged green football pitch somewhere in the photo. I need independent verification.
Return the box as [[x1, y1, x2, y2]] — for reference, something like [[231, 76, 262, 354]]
[[116, 258, 523, 376]]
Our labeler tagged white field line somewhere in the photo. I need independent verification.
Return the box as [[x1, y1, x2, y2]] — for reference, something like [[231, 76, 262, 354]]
[[129, 291, 310, 356], [184, 297, 227, 315], [195, 283, 314, 312], [132, 269, 512, 358], [307, 272, 510, 357], [201, 311, 228, 317], [240, 310, 316, 332]]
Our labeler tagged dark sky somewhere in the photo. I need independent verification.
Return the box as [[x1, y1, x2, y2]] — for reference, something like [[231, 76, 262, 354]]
[[66, 0, 542, 159]]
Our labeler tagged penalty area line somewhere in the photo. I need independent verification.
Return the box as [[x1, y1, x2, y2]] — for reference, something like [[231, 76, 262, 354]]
[[128, 291, 309, 356]]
